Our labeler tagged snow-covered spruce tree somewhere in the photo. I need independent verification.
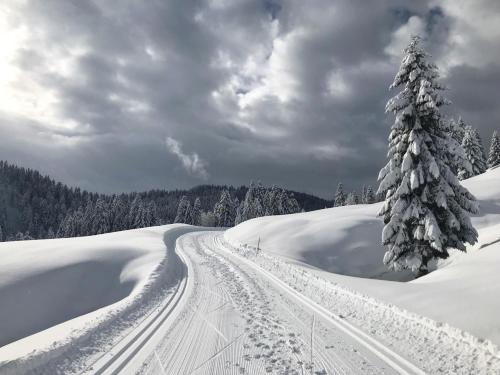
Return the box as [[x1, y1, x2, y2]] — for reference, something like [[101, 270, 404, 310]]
[[110, 194, 128, 231], [200, 211, 217, 226], [361, 185, 367, 203], [263, 185, 280, 216], [334, 183, 346, 207], [191, 197, 202, 226], [345, 191, 360, 205], [213, 189, 236, 227], [46, 227, 55, 239], [128, 195, 142, 228], [365, 186, 375, 204], [441, 118, 470, 176], [488, 130, 500, 169], [174, 196, 191, 224], [459, 125, 487, 179], [235, 182, 263, 224], [450, 117, 466, 145], [91, 197, 110, 234], [284, 191, 301, 214], [377, 36, 478, 276], [0, 224, 4, 241]]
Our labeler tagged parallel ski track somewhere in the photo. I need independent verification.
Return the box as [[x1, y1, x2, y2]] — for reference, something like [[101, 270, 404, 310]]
[[83, 243, 191, 375], [212, 234, 426, 375]]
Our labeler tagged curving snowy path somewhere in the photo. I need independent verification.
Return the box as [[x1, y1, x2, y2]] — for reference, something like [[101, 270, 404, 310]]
[[97, 231, 424, 375], [4, 227, 499, 374]]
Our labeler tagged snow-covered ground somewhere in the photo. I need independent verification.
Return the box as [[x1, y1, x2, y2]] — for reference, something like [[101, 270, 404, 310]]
[[225, 167, 500, 347]]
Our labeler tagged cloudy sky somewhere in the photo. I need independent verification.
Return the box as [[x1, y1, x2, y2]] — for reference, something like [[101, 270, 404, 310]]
[[1, 0, 499, 198]]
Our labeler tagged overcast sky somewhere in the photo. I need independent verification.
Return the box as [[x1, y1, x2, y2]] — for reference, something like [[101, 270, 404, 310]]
[[1, 0, 499, 198]]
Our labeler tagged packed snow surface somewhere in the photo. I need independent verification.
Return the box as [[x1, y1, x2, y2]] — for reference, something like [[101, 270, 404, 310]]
[[226, 167, 500, 345]]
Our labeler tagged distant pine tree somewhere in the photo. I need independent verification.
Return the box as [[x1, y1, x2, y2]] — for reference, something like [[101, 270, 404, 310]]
[[459, 125, 487, 179], [442, 118, 470, 176], [214, 190, 236, 227], [361, 185, 367, 203], [235, 182, 263, 225], [450, 117, 466, 144], [334, 183, 346, 207], [174, 196, 192, 224], [191, 197, 202, 226], [365, 186, 375, 204], [345, 191, 359, 205], [488, 130, 500, 169]]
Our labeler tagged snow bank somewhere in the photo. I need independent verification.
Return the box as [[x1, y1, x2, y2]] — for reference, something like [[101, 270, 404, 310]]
[[0, 225, 189, 365], [225, 198, 406, 279]]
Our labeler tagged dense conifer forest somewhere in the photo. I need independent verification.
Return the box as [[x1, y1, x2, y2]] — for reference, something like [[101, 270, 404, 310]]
[[0, 161, 330, 240]]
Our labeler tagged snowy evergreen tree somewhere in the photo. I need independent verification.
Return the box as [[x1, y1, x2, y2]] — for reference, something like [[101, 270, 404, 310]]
[[91, 197, 110, 234], [334, 183, 346, 207], [361, 185, 367, 204], [128, 195, 142, 228], [263, 185, 281, 216], [191, 197, 202, 226], [134, 201, 157, 227], [110, 195, 128, 231], [262, 186, 300, 216], [459, 125, 487, 179], [46, 227, 55, 239], [377, 36, 478, 276], [0, 225, 3, 241], [487, 130, 500, 169], [283, 191, 301, 214], [365, 186, 375, 204], [201, 211, 217, 227], [442, 118, 470, 176], [235, 182, 264, 224], [450, 117, 466, 144], [174, 196, 192, 224], [214, 190, 236, 227], [345, 191, 360, 205]]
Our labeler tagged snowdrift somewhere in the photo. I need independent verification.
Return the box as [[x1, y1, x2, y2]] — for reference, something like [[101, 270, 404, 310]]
[[0, 225, 188, 356]]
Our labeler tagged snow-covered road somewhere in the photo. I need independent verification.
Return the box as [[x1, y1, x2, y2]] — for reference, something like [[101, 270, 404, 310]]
[[92, 231, 424, 375]]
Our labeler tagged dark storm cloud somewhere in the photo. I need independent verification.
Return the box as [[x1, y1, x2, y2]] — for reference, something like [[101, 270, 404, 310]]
[[1, 0, 499, 198]]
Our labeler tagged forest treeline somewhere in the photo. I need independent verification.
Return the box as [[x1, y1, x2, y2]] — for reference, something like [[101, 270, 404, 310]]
[[0, 161, 330, 241]]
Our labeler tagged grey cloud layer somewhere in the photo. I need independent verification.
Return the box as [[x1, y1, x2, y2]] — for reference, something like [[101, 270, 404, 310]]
[[1, 0, 499, 198]]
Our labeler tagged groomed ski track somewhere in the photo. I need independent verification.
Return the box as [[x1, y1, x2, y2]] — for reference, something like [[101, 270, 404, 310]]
[[87, 230, 424, 375]]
